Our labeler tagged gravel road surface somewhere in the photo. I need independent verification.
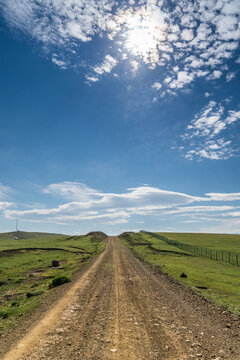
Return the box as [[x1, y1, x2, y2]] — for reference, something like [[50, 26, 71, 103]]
[[1, 237, 240, 360]]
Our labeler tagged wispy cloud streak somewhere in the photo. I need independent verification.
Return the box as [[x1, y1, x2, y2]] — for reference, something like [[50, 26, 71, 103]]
[[2, 182, 240, 228]]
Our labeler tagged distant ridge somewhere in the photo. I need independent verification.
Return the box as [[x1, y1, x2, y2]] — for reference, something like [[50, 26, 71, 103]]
[[0, 231, 65, 240]]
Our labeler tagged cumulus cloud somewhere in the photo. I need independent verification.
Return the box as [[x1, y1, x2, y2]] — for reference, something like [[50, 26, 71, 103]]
[[181, 101, 240, 160], [1, 0, 239, 94]]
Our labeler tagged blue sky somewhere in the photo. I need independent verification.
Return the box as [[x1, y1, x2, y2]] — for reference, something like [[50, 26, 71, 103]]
[[0, 0, 240, 235]]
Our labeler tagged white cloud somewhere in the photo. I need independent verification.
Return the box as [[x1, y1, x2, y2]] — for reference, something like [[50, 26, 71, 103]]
[[4, 183, 204, 224], [3, 182, 240, 232], [222, 2, 240, 15], [184, 139, 234, 161], [0, 183, 12, 200], [169, 71, 194, 89], [226, 110, 240, 124], [0, 184, 14, 212], [52, 56, 67, 69], [1, 0, 114, 45], [181, 28, 194, 41], [206, 192, 240, 201], [181, 101, 240, 160], [165, 205, 237, 215], [43, 182, 100, 201], [226, 72, 236, 82], [0, 202, 13, 210], [85, 75, 99, 83], [93, 55, 117, 75], [130, 60, 139, 71], [207, 70, 222, 80], [204, 92, 212, 98], [1, 0, 240, 92], [222, 211, 240, 218], [185, 101, 225, 137], [152, 82, 162, 90], [202, 218, 240, 234], [86, 54, 117, 81]]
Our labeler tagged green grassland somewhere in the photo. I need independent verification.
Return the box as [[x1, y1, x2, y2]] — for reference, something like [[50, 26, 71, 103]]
[[0, 231, 106, 333], [120, 232, 240, 316], [158, 232, 240, 253]]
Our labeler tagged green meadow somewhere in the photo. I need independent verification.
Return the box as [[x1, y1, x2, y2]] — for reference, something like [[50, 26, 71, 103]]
[[121, 232, 240, 316], [0, 231, 106, 333], [158, 232, 240, 254]]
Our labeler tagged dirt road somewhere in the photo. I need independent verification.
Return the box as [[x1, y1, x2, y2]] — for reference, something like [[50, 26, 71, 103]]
[[1, 237, 240, 360]]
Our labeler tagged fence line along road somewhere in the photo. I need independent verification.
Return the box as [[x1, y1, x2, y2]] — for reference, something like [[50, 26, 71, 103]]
[[141, 231, 240, 267]]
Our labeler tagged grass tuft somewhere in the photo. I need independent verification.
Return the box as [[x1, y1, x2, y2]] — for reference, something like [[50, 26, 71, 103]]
[[49, 274, 71, 288]]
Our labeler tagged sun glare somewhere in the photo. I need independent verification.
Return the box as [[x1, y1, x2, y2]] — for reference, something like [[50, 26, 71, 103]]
[[126, 17, 156, 56], [117, 8, 167, 67]]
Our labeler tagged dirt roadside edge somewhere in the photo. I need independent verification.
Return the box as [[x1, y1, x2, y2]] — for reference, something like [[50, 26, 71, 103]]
[[0, 251, 103, 358]]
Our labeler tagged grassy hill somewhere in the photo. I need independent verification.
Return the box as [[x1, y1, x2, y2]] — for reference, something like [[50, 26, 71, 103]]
[[0, 231, 65, 241]]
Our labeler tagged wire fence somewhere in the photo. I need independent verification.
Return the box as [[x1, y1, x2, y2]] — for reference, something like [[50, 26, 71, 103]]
[[141, 231, 240, 267]]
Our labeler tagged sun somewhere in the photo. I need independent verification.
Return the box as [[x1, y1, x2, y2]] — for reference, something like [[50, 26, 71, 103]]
[[125, 14, 157, 57], [116, 8, 167, 67]]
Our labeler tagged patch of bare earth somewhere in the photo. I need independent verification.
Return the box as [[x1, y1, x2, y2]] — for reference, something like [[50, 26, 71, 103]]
[[0, 237, 239, 360]]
